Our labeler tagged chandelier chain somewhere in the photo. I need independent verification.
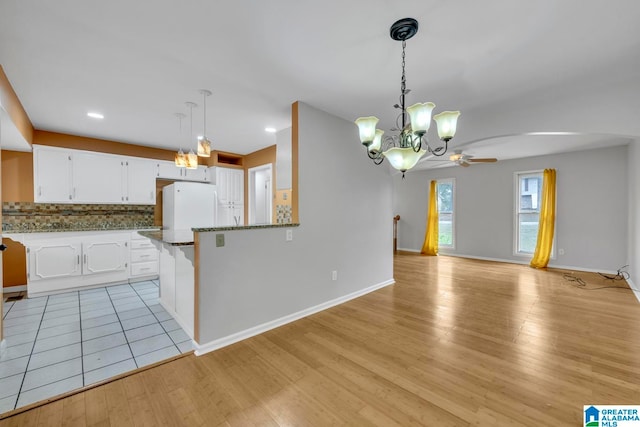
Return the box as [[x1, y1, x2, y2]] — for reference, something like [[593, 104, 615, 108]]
[[401, 40, 407, 129]]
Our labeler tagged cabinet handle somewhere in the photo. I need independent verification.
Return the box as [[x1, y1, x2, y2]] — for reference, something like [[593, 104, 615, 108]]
[[126, 196, 129, 201], [38, 186, 42, 196], [150, 191, 153, 200], [77, 255, 80, 265], [122, 196, 124, 201], [73, 188, 76, 199], [140, 254, 150, 258], [84, 254, 87, 264]]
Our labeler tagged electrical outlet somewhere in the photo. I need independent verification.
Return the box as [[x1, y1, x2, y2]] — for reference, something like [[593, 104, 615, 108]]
[[216, 233, 225, 247], [286, 229, 293, 241], [332, 270, 338, 281]]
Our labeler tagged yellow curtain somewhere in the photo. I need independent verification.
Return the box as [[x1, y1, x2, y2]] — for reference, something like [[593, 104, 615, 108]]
[[530, 169, 557, 268], [421, 180, 439, 256]]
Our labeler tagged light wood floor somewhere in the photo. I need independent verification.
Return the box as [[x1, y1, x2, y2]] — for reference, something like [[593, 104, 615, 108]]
[[2, 254, 640, 426]]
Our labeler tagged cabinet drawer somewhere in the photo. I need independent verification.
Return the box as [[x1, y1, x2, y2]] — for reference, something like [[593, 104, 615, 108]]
[[131, 248, 159, 263], [131, 239, 156, 250], [131, 261, 159, 276]]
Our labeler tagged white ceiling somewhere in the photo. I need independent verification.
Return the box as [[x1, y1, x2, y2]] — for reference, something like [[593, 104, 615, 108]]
[[1, 1, 639, 159]]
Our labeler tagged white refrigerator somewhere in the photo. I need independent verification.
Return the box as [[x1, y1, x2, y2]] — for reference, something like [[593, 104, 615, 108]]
[[163, 182, 217, 230]]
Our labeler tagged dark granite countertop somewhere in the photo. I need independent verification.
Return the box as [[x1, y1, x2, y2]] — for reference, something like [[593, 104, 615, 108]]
[[139, 224, 300, 246], [3, 226, 159, 234], [137, 230, 195, 246], [192, 223, 300, 232]]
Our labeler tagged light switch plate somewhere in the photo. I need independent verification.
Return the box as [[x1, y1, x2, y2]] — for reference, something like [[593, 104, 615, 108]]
[[286, 229, 293, 241], [216, 233, 225, 247]]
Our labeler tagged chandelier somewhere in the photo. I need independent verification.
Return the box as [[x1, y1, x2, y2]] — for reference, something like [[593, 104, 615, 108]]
[[355, 18, 460, 177]]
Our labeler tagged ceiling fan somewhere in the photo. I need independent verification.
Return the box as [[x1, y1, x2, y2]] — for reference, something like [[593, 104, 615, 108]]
[[448, 150, 497, 167]]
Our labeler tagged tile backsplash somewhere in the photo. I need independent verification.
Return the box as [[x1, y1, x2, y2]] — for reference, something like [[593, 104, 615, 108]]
[[276, 204, 292, 224], [2, 202, 155, 232]]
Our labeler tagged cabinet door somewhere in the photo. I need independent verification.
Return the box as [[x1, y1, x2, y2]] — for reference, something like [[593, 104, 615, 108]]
[[28, 241, 82, 281], [180, 165, 207, 182], [230, 169, 244, 205], [216, 204, 231, 227], [232, 205, 244, 226], [72, 152, 124, 203], [83, 236, 128, 275], [157, 160, 184, 180], [216, 168, 230, 204], [33, 146, 73, 203], [126, 158, 156, 204]]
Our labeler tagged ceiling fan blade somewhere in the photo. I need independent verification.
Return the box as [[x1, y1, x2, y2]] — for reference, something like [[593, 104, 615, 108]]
[[467, 158, 497, 163]]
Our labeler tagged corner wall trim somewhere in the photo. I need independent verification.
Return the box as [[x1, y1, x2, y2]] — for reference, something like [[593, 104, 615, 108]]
[[194, 278, 395, 356]]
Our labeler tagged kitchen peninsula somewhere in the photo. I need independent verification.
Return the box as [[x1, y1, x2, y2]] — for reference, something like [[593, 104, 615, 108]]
[[139, 223, 299, 346]]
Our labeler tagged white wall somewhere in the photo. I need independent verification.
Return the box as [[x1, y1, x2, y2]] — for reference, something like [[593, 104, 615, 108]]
[[628, 140, 640, 292], [196, 103, 394, 350], [394, 145, 628, 273]]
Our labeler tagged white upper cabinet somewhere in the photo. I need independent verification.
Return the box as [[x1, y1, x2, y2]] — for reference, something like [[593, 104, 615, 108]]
[[33, 146, 73, 202], [33, 145, 159, 205], [156, 160, 210, 182], [124, 157, 156, 204], [72, 151, 124, 204]]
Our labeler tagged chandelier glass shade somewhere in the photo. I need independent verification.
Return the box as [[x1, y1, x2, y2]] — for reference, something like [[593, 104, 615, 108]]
[[355, 18, 460, 177]]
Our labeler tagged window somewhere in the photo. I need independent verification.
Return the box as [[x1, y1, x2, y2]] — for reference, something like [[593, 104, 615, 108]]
[[516, 171, 543, 254], [437, 179, 455, 248]]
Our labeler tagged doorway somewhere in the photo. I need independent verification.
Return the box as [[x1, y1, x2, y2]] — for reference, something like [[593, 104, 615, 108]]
[[248, 164, 273, 225]]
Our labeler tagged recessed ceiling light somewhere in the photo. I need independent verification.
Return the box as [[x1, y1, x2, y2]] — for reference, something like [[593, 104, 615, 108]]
[[87, 112, 104, 119], [265, 127, 276, 133]]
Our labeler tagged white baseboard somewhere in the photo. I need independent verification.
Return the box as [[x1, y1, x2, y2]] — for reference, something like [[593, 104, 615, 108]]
[[397, 247, 420, 253], [398, 249, 621, 276], [3, 285, 27, 293], [628, 278, 640, 304], [194, 278, 395, 356]]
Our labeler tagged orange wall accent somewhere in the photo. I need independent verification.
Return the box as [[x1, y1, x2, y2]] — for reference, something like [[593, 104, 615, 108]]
[[0, 65, 34, 146], [1, 150, 33, 202], [243, 145, 277, 222], [2, 238, 26, 287], [34, 130, 182, 161], [291, 102, 299, 224]]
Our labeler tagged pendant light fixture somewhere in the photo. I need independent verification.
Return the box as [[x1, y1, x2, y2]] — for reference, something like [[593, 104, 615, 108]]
[[355, 18, 461, 177], [185, 101, 198, 169], [198, 89, 212, 157], [174, 113, 187, 168]]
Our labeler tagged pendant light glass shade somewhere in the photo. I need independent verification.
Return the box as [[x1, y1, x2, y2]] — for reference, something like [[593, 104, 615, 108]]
[[197, 137, 211, 157], [383, 147, 426, 172], [186, 150, 198, 169], [198, 89, 212, 157], [355, 116, 379, 145], [174, 113, 187, 168], [433, 111, 461, 141], [406, 102, 435, 135], [175, 149, 187, 167]]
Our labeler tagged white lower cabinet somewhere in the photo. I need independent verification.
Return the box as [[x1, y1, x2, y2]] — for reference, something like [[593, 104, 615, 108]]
[[130, 231, 159, 279], [20, 230, 158, 297], [28, 241, 82, 281]]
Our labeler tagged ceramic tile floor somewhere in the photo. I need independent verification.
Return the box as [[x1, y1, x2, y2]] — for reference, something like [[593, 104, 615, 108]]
[[0, 280, 192, 414]]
